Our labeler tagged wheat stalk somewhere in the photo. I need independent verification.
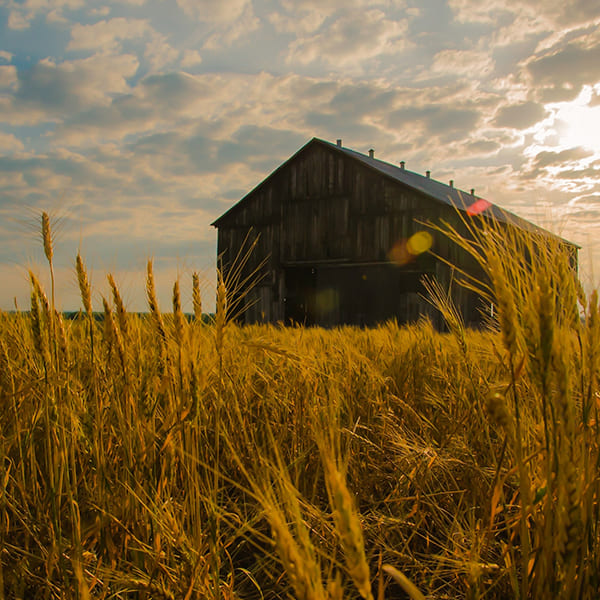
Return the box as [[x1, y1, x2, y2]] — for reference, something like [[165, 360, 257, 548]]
[[76, 252, 93, 316], [146, 260, 167, 346], [268, 505, 326, 600], [108, 273, 128, 340], [215, 272, 227, 356], [192, 272, 202, 323], [321, 450, 373, 600], [172, 279, 185, 347]]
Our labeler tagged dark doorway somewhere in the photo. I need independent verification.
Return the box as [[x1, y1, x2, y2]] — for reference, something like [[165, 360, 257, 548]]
[[284, 267, 317, 325]]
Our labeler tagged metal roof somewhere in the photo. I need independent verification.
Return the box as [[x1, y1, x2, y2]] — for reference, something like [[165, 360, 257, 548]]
[[213, 137, 577, 247], [319, 138, 559, 239]]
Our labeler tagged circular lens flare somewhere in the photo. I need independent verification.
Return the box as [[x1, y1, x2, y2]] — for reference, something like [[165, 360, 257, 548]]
[[388, 231, 433, 266], [407, 231, 433, 255]]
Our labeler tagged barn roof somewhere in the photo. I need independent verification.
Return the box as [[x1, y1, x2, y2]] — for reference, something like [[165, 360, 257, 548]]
[[212, 137, 577, 247]]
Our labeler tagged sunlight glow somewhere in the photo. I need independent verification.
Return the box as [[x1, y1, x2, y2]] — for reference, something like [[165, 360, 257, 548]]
[[553, 93, 600, 154], [524, 84, 600, 197], [530, 85, 600, 155]]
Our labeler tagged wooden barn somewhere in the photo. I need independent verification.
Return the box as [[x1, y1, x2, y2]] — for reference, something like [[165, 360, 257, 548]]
[[212, 137, 575, 328]]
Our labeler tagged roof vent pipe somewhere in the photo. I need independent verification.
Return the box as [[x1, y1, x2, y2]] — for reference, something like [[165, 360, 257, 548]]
[[426, 170, 431, 178], [368, 148, 374, 158], [449, 180, 454, 188], [336, 139, 342, 147], [400, 161, 405, 170]]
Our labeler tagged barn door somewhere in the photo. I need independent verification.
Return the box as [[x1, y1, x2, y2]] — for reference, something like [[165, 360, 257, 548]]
[[284, 267, 317, 325]]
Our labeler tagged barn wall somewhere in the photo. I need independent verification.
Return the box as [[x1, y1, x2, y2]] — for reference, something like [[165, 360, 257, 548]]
[[215, 141, 488, 327]]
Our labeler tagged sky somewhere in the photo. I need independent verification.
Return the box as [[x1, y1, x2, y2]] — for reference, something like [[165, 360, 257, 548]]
[[1, 0, 600, 313]]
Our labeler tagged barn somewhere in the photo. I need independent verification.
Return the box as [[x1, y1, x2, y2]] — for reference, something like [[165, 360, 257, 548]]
[[212, 137, 575, 328]]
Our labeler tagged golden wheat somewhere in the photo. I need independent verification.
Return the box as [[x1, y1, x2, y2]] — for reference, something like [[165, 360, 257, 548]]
[[1, 210, 598, 600]]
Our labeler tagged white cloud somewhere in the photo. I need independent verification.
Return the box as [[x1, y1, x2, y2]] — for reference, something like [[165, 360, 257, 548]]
[[89, 7, 111, 17], [144, 36, 180, 70], [431, 49, 495, 77], [0, 131, 24, 152], [0, 51, 13, 64], [271, 0, 406, 37], [286, 9, 409, 68], [202, 4, 260, 50], [67, 18, 153, 52], [448, 0, 600, 29], [181, 49, 203, 68], [268, 10, 329, 35], [523, 31, 600, 103], [41, 54, 138, 106], [7, 11, 32, 30], [3, 54, 138, 126], [6, 0, 84, 30], [0, 65, 18, 90], [68, 18, 183, 71]]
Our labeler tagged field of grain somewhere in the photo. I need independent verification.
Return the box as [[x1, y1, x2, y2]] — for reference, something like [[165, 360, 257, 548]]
[[0, 213, 599, 599]]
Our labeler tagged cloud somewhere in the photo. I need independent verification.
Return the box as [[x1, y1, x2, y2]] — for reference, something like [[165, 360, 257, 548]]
[[463, 139, 502, 155], [286, 9, 409, 68], [51, 71, 312, 145], [268, 11, 329, 35], [67, 17, 181, 70], [144, 35, 180, 70], [387, 105, 481, 139], [89, 7, 111, 17], [269, 0, 393, 35], [531, 147, 594, 168], [0, 52, 13, 64], [176, 0, 251, 23], [494, 101, 547, 129], [5, 54, 138, 124], [0, 66, 18, 90], [202, 3, 260, 50], [431, 49, 495, 77], [0, 132, 24, 153], [589, 88, 600, 107], [556, 165, 600, 179], [526, 32, 600, 101], [67, 18, 153, 52], [139, 71, 215, 112], [181, 49, 203, 68], [448, 0, 600, 28], [329, 83, 397, 114], [447, 0, 510, 24], [6, 0, 84, 30]]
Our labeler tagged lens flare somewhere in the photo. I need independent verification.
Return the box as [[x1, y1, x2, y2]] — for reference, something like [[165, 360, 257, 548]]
[[388, 231, 433, 266], [407, 231, 433, 255], [315, 288, 339, 315], [467, 198, 492, 216], [388, 240, 411, 265]]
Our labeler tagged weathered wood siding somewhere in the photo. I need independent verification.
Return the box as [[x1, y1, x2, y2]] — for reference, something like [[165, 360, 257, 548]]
[[216, 142, 485, 327]]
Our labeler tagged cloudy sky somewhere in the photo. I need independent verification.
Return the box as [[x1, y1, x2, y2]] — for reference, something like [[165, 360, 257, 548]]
[[1, 0, 600, 312]]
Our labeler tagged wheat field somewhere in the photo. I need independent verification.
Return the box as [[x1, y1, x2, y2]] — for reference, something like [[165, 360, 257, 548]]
[[0, 212, 599, 599]]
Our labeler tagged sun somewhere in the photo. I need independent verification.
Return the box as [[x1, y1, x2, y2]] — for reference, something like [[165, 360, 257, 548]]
[[539, 85, 600, 154], [553, 95, 600, 154], [526, 84, 600, 180]]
